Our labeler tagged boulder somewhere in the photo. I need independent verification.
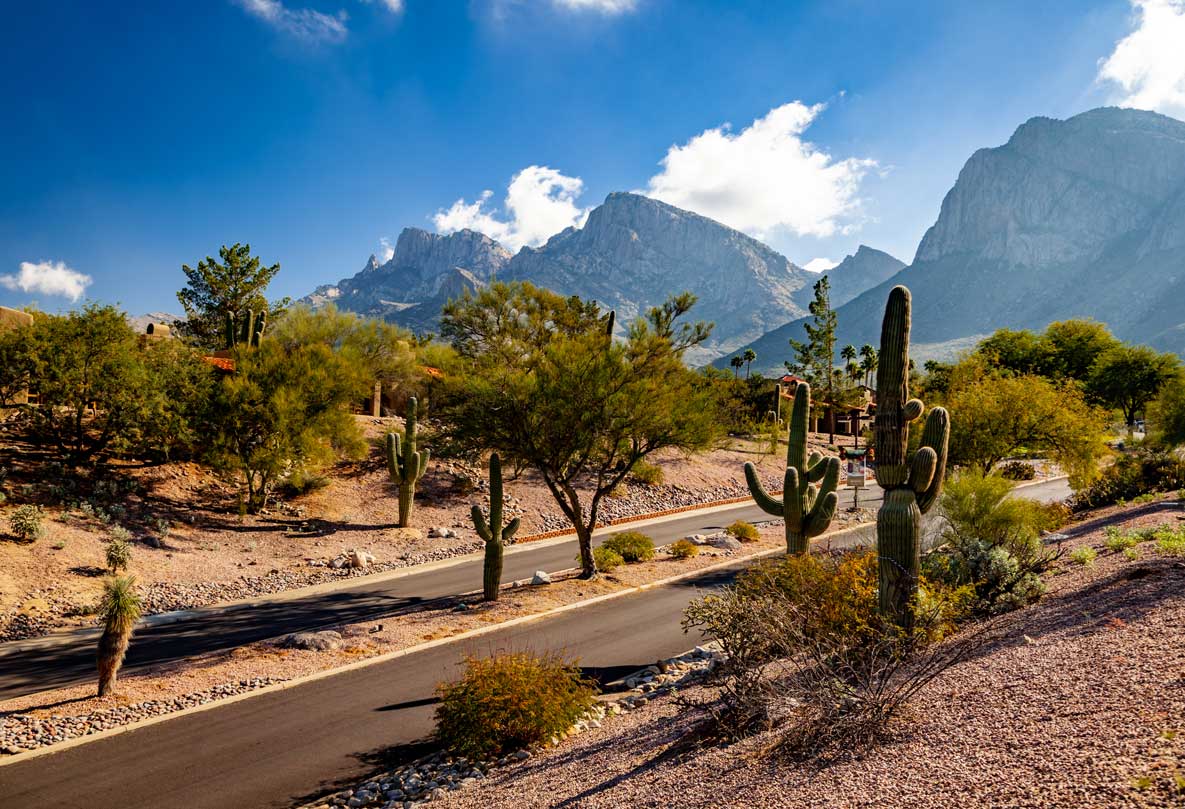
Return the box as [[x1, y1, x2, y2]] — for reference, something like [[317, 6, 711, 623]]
[[279, 630, 343, 651], [530, 570, 552, 585], [708, 534, 742, 551]]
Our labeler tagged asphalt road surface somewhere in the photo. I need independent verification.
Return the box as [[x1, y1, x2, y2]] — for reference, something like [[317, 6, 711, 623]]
[[0, 479, 1071, 809], [0, 486, 891, 701]]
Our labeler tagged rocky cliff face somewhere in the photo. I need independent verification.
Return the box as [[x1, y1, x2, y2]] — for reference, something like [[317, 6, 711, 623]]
[[301, 228, 511, 329], [818, 246, 905, 307], [728, 107, 1185, 374], [504, 192, 812, 363]]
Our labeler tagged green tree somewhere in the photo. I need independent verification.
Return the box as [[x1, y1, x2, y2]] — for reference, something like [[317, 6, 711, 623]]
[[440, 282, 719, 578], [742, 348, 756, 379], [0, 313, 36, 408], [946, 373, 1107, 487], [730, 355, 744, 379], [176, 243, 289, 349], [789, 277, 839, 442], [975, 328, 1048, 376], [1087, 345, 1181, 434], [207, 340, 367, 512], [1146, 373, 1185, 448], [1041, 319, 1119, 380]]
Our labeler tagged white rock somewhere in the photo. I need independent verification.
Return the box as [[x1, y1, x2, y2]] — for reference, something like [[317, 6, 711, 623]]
[[530, 570, 552, 585]]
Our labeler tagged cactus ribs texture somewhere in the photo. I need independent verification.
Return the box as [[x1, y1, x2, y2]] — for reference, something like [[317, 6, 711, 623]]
[[471, 453, 521, 601], [873, 286, 950, 627], [744, 381, 840, 554], [386, 396, 431, 528]]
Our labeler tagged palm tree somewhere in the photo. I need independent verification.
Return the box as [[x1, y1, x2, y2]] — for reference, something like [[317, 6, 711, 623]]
[[847, 360, 861, 382], [859, 345, 878, 388], [742, 348, 757, 379], [97, 575, 141, 697], [841, 344, 857, 367], [729, 355, 744, 378]]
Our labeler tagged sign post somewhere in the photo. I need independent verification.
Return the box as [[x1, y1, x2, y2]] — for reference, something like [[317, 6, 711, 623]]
[[842, 447, 869, 510]]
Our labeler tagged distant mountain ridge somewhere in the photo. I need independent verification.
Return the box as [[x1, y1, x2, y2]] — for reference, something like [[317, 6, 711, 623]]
[[301, 192, 902, 363], [726, 107, 1185, 375]]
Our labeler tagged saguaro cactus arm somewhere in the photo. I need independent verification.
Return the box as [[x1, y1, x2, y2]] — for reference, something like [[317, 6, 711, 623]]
[[911, 406, 950, 514]]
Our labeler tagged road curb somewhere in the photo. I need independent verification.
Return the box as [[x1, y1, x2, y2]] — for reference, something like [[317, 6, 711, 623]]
[[0, 519, 878, 768]]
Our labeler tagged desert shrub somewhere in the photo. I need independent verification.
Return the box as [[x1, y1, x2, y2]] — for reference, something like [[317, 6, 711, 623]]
[[1069, 450, 1185, 510], [435, 652, 597, 759], [1155, 525, 1185, 556], [590, 546, 624, 572], [682, 549, 975, 757], [106, 537, 132, 573], [667, 539, 700, 559], [928, 470, 1062, 615], [998, 460, 1036, 480], [629, 460, 664, 487], [8, 504, 45, 543], [725, 520, 760, 542], [1103, 527, 1139, 553], [601, 531, 655, 563], [109, 525, 132, 543], [277, 470, 331, 497], [1069, 546, 1097, 567]]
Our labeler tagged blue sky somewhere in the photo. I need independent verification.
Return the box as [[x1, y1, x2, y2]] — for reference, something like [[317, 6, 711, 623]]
[[1, 0, 1178, 315]]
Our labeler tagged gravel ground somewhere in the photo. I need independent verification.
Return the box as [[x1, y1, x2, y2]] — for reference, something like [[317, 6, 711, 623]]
[[432, 504, 1185, 809]]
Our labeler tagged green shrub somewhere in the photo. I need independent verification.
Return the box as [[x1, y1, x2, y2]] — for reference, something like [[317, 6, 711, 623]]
[[1069, 450, 1185, 511], [667, 539, 699, 559], [435, 652, 598, 759], [1156, 526, 1185, 556], [106, 537, 132, 573], [629, 460, 664, 487], [725, 520, 760, 542], [590, 546, 624, 572], [998, 460, 1036, 481], [929, 470, 1060, 615], [601, 531, 655, 563], [1070, 546, 1097, 567], [8, 504, 45, 543], [1103, 527, 1138, 553], [109, 525, 132, 544]]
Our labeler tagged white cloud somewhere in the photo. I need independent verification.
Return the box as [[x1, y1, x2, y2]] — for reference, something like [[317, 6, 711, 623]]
[[1098, 0, 1185, 119], [553, 0, 636, 13], [360, 0, 404, 13], [433, 166, 590, 251], [643, 101, 876, 240], [235, 0, 349, 43], [0, 260, 92, 301], [378, 237, 395, 262], [803, 257, 838, 273]]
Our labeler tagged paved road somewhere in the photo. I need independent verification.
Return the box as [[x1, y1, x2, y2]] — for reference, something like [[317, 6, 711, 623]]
[[0, 478, 1070, 809], [0, 486, 890, 701]]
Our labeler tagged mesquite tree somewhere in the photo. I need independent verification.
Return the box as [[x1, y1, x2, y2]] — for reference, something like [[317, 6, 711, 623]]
[[874, 286, 950, 627], [744, 381, 839, 554], [441, 282, 717, 578]]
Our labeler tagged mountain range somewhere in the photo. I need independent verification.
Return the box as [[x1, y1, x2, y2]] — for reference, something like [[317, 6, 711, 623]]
[[301, 193, 902, 364], [726, 107, 1185, 374]]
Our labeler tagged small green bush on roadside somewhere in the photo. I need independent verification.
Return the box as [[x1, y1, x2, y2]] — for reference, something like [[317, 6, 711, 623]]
[[629, 460, 664, 487], [725, 520, 760, 542], [590, 546, 624, 572], [667, 539, 700, 559], [1070, 546, 1097, 567], [601, 531, 655, 563], [1069, 450, 1185, 511], [1156, 526, 1185, 556], [1103, 527, 1138, 553], [106, 537, 132, 573], [998, 460, 1036, 481], [8, 504, 45, 543], [435, 651, 598, 759]]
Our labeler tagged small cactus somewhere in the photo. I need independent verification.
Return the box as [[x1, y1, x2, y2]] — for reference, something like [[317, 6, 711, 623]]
[[874, 286, 950, 627], [471, 453, 521, 601], [744, 381, 840, 554], [225, 309, 267, 350], [386, 396, 430, 528]]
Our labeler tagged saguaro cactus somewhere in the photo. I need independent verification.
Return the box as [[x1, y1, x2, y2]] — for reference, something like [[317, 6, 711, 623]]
[[471, 453, 521, 601], [745, 381, 840, 554], [386, 396, 431, 528], [874, 286, 950, 627], [225, 309, 267, 349]]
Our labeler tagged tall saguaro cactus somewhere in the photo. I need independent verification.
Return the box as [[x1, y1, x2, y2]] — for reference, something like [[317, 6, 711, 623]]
[[386, 396, 431, 528], [874, 286, 950, 626], [471, 453, 521, 601], [225, 309, 267, 350], [745, 381, 840, 554]]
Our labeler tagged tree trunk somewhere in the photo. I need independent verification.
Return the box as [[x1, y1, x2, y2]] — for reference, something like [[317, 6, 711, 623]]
[[97, 626, 130, 697]]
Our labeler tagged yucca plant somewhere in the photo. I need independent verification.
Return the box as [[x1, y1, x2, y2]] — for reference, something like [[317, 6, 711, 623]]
[[97, 575, 142, 697]]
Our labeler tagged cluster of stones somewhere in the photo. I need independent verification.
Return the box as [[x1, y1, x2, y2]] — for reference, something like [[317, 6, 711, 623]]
[[308, 645, 724, 809], [0, 677, 284, 756]]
